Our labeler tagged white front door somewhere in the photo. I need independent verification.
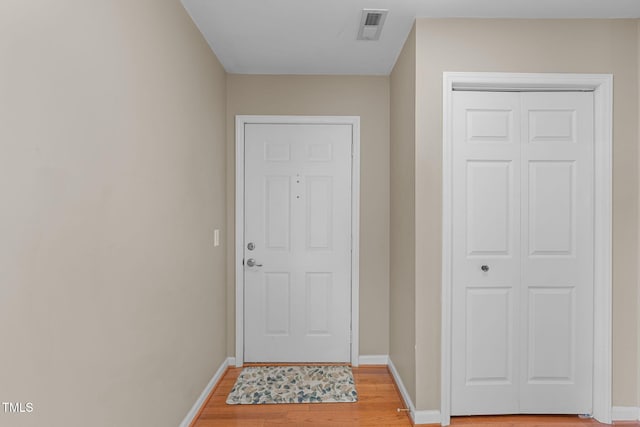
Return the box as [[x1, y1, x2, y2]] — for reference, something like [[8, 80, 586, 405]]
[[243, 122, 353, 363], [451, 91, 594, 415]]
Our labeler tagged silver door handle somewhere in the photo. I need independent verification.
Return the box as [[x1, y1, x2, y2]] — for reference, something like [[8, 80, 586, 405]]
[[246, 258, 263, 267]]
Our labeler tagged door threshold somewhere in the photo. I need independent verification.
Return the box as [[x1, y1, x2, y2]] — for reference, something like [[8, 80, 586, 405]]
[[242, 362, 353, 367]]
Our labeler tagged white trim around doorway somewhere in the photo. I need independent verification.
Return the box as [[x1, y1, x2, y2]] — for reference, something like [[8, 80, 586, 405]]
[[235, 115, 361, 367], [440, 72, 613, 426]]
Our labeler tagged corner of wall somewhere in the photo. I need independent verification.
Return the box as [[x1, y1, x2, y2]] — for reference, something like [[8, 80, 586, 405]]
[[389, 20, 418, 405]]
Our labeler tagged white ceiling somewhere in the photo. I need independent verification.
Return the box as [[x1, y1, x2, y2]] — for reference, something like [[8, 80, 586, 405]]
[[181, 0, 640, 75]]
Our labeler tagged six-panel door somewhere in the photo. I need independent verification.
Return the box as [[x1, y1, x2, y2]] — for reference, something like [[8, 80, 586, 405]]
[[451, 91, 594, 415], [243, 123, 352, 363]]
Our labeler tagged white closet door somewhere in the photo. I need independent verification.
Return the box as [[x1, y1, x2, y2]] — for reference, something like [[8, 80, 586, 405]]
[[451, 91, 522, 415], [519, 92, 594, 414], [451, 91, 594, 415]]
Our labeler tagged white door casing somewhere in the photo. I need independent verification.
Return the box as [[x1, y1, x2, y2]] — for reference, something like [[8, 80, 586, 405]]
[[451, 90, 594, 415], [235, 116, 360, 366], [441, 72, 613, 426]]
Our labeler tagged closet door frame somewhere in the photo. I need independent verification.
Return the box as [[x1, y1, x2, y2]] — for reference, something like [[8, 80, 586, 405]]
[[441, 72, 613, 426]]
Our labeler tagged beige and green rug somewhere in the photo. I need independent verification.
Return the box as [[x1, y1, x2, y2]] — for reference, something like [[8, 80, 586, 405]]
[[226, 365, 358, 404]]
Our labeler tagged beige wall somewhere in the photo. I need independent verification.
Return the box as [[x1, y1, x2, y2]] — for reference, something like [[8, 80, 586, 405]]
[[389, 25, 418, 404], [0, 1, 227, 426], [226, 75, 390, 356], [410, 18, 640, 410]]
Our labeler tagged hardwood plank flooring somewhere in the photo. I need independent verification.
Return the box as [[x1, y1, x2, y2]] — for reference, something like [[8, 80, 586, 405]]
[[191, 365, 411, 426], [191, 365, 640, 426], [450, 415, 640, 427]]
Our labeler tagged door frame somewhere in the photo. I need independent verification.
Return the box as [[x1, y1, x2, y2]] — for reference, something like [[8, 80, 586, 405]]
[[441, 73, 613, 425], [235, 115, 361, 367]]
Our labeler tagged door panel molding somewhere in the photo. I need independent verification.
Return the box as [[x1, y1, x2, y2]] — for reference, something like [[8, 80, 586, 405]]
[[441, 73, 612, 425], [235, 115, 360, 367]]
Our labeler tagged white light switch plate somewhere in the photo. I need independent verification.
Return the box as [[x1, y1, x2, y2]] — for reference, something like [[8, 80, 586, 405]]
[[214, 229, 220, 247]]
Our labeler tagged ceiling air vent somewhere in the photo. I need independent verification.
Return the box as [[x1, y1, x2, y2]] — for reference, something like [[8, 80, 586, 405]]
[[357, 9, 388, 41]]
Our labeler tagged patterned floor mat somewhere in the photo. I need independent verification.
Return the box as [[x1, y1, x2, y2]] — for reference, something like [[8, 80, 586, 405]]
[[226, 365, 358, 404]]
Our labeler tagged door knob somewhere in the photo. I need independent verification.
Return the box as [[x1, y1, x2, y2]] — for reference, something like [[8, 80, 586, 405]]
[[246, 258, 263, 267], [481, 265, 489, 272]]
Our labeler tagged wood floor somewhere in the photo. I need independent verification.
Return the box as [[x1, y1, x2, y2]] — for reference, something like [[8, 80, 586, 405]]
[[191, 365, 640, 427], [450, 415, 640, 427], [191, 365, 411, 426]]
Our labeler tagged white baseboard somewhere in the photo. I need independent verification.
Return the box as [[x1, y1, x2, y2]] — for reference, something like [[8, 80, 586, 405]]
[[388, 357, 442, 425], [358, 354, 389, 365], [387, 357, 416, 418], [414, 409, 443, 424], [179, 356, 234, 427], [612, 406, 640, 421]]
